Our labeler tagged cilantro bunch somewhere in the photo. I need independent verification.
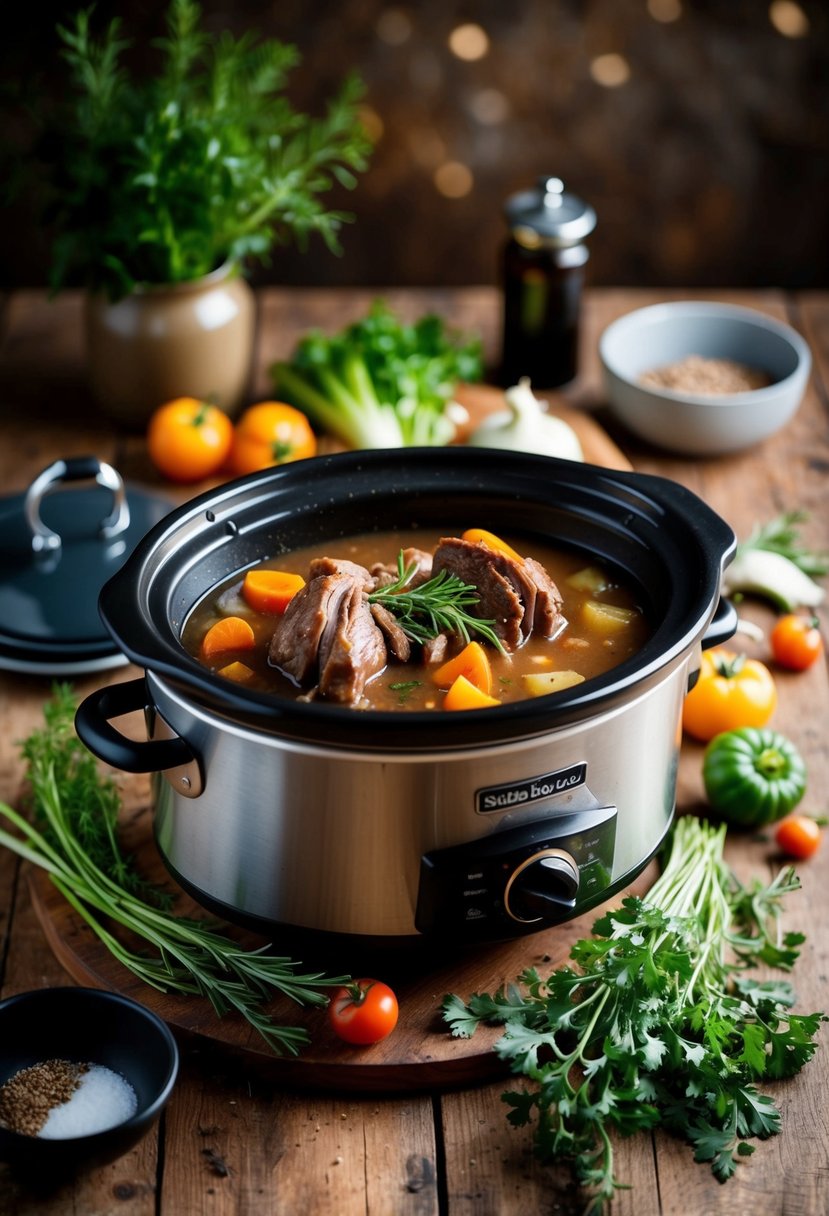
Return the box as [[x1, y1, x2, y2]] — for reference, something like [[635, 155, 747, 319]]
[[443, 816, 825, 1213], [34, 0, 371, 300]]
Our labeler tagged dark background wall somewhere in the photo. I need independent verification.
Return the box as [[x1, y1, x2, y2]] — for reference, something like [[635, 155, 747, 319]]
[[3, 0, 828, 292]]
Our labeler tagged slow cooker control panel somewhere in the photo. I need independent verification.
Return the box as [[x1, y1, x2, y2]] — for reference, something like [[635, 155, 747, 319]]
[[415, 805, 616, 940], [504, 849, 581, 922]]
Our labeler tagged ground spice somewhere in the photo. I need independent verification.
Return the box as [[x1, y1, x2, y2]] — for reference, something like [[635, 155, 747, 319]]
[[0, 1059, 87, 1136], [639, 354, 771, 395]]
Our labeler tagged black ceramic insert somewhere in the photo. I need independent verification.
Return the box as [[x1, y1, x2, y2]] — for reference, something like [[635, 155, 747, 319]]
[[92, 447, 736, 750]]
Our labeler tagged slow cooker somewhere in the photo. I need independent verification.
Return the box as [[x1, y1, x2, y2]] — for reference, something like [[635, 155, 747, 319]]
[[76, 448, 737, 948]]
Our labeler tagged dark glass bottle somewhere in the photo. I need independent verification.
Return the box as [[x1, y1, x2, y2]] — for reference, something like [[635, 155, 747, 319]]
[[500, 177, 597, 389]]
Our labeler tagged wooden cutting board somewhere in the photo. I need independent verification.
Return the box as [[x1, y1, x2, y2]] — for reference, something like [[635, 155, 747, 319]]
[[28, 802, 654, 1094], [453, 382, 632, 470], [312, 384, 632, 471]]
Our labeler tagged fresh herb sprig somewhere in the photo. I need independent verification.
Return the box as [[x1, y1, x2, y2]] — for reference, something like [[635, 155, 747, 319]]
[[0, 686, 348, 1056], [443, 816, 824, 1213], [738, 510, 828, 576], [34, 0, 371, 300], [369, 552, 506, 652]]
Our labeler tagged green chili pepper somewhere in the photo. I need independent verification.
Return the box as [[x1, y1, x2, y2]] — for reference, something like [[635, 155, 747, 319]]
[[702, 727, 807, 827]]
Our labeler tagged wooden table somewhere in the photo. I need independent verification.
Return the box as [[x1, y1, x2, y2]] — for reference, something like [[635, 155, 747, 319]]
[[1, 286, 828, 1215]]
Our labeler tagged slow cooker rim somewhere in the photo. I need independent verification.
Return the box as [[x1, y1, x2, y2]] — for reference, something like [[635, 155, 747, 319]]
[[134, 615, 707, 750], [98, 448, 734, 748]]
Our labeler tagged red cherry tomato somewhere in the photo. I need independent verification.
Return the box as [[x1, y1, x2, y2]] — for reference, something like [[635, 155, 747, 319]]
[[328, 979, 399, 1045], [775, 814, 822, 859], [770, 614, 824, 671]]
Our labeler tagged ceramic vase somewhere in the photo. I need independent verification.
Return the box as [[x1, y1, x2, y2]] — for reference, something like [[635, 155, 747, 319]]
[[84, 263, 256, 429]]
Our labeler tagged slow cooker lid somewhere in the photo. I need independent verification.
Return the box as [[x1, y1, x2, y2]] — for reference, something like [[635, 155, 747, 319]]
[[0, 458, 172, 676], [97, 448, 736, 749]]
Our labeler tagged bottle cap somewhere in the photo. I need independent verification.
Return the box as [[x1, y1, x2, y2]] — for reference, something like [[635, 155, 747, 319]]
[[505, 177, 597, 248]]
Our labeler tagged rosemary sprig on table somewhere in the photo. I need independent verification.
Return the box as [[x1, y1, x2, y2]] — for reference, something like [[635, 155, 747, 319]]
[[368, 552, 506, 652], [0, 686, 347, 1056]]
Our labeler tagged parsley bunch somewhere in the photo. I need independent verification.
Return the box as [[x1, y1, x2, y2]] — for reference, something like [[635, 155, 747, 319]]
[[36, 0, 371, 300], [0, 686, 348, 1055], [443, 816, 825, 1212]]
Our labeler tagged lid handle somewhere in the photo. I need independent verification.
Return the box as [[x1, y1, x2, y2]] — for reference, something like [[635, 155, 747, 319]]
[[540, 176, 565, 208], [24, 457, 131, 554]]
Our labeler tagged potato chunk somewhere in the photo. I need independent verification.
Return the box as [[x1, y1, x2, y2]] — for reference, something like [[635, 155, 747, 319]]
[[566, 565, 611, 593], [581, 601, 638, 634], [522, 670, 586, 697]]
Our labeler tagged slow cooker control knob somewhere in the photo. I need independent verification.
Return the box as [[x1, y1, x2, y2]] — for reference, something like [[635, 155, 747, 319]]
[[505, 850, 580, 923]]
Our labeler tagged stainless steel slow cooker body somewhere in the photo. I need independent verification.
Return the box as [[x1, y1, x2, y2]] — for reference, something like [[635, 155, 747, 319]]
[[76, 448, 737, 946]]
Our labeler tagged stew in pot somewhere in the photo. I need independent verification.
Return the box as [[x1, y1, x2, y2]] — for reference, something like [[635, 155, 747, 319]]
[[182, 528, 650, 711]]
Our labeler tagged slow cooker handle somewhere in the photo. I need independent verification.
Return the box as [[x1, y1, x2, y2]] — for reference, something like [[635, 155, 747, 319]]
[[700, 597, 739, 650], [76, 678, 196, 775]]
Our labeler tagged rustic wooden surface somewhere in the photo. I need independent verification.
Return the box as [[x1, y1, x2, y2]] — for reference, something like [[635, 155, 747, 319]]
[[1, 285, 828, 1214], [26, 806, 656, 1093]]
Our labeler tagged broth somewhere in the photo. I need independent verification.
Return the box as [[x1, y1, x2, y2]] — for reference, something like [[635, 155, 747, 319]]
[[182, 528, 651, 711]]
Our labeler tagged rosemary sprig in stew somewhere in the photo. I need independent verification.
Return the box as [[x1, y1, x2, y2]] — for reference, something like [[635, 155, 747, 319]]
[[368, 552, 506, 652]]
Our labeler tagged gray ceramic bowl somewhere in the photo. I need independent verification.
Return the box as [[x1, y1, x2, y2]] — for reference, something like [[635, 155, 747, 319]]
[[599, 301, 811, 455], [0, 987, 179, 1180]]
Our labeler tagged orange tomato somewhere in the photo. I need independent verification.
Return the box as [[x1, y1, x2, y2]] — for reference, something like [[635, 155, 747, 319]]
[[230, 402, 317, 475], [146, 398, 234, 483]]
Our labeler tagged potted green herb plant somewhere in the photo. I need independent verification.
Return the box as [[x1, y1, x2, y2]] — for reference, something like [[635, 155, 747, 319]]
[[35, 0, 371, 427]]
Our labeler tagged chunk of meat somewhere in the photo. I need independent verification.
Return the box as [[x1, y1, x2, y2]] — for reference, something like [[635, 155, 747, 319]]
[[268, 573, 357, 683], [369, 563, 398, 589], [370, 602, 412, 662], [369, 547, 434, 591], [308, 556, 374, 590], [422, 632, 449, 665], [431, 537, 525, 649], [431, 537, 564, 650], [269, 568, 387, 702], [318, 584, 387, 703], [524, 557, 565, 637]]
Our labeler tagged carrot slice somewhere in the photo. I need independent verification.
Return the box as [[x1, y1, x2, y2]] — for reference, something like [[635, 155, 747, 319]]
[[461, 528, 523, 562], [242, 569, 306, 615], [201, 616, 256, 658], [444, 674, 501, 711], [432, 641, 493, 694]]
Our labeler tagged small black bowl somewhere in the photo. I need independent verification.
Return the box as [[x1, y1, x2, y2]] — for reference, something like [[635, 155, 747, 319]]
[[0, 987, 179, 1179]]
